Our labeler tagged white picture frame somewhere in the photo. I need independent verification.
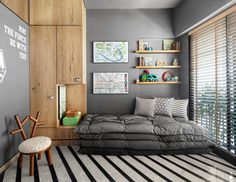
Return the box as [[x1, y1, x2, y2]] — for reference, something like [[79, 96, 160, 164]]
[[93, 42, 128, 63], [93, 72, 129, 94]]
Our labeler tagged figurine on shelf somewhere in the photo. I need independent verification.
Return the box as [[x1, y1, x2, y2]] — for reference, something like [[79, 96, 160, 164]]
[[139, 69, 158, 82], [162, 71, 173, 81], [172, 58, 179, 66], [174, 76, 179, 81], [144, 69, 150, 74], [147, 47, 154, 51], [156, 61, 162, 66], [144, 57, 153, 66], [162, 62, 168, 66]]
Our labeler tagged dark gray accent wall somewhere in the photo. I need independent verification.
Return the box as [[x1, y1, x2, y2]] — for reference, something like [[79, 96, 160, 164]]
[[0, 3, 29, 167], [87, 9, 179, 114], [178, 34, 189, 99], [174, 0, 232, 36]]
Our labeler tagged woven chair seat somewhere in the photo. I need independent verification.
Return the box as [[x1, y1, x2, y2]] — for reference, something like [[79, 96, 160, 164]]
[[18, 136, 51, 153]]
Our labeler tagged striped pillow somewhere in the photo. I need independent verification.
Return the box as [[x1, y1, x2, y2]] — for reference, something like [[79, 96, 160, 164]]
[[172, 99, 189, 119]]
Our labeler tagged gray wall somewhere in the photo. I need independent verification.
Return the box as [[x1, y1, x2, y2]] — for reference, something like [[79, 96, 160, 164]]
[[178, 34, 189, 99], [175, 0, 236, 100], [87, 9, 180, 114], [0, 3, 29, 167], [174, 0, 232, 36]]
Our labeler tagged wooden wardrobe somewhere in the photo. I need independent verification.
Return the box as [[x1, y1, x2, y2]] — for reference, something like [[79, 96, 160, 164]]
[[29, 0, 87, 145]]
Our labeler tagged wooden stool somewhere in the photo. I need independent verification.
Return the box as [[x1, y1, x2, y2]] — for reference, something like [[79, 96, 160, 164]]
[[10, 112, 53, 176]]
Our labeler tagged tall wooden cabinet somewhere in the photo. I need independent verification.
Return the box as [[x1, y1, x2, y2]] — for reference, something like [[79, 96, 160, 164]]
[[29, 0, 82, 25], [57, 26, 83, 84], [30, 0, 87, 145], [30, 26, 57, 128]]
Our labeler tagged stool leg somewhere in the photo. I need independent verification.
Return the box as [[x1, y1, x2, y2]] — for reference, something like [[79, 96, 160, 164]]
[[18, 153, 23, 168], [46, 148, 52, 165], [29, 154, 34, 176], [38, 152, 42, 160]]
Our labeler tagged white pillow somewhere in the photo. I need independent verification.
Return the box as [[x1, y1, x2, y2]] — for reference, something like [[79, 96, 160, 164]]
[[172, 99, 189, 119], [154, 97, 174, 117], [134, 97, 156, 117]]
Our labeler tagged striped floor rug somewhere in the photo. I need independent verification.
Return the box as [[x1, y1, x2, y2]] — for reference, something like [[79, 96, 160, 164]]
[[1, 146, 236, 182]]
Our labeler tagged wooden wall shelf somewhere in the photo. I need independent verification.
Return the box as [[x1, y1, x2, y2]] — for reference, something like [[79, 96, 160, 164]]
[[135, 66, 181, 69], [136, 81, 181, 85], [135, 50, 180, 54]]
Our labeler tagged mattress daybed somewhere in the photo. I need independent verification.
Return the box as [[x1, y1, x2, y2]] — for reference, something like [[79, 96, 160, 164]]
[[75, 114, 213, 155]]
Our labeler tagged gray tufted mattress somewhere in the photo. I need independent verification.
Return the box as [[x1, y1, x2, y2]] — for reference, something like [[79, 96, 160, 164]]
[[75, 114, 214, 154]]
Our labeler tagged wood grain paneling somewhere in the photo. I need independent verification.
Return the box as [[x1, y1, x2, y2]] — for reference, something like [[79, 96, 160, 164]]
[[57, 26, 83, 84], [30, 0, 82, 25], [35, 127, 79, 140], [82, 1, 87, 83], [1, 0, 28, 22], [66, 84, 87, 116], [30, 26, 57, 127]]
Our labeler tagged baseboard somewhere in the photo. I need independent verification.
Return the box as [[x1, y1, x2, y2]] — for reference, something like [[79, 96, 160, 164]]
[[211, 145, 236, 166], [0, 153, 19, 174]]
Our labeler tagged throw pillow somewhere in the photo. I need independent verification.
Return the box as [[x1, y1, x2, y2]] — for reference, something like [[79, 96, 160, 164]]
[[172, 99, 189, 119], [154, 97, 174, 117], [134, 97, 156, 117]]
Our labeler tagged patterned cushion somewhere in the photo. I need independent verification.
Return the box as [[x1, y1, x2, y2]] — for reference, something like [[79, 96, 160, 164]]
[[18, 136, 51, 153], [172, 99, 189, 119], [154, 97, 174, 117]]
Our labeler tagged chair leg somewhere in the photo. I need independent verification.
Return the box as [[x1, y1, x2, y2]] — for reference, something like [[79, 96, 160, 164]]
[[38, 152, 42, 160], [29, 154, 34, 176], [17, 153, 23, 168], [46, 148, 53, 165]]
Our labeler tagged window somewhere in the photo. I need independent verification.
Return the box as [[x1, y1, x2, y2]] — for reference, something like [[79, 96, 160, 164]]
[[190, 10, 236, 154]]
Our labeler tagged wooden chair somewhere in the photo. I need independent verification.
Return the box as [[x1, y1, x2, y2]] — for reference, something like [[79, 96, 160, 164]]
[[10, 112, 53, 176]]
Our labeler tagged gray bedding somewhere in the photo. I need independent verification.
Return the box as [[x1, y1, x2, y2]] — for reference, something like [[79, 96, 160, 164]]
[[75, 114, 213, 152]]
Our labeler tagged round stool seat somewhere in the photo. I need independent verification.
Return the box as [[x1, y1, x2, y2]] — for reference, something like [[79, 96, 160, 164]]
[[18, 136, 51, 154]]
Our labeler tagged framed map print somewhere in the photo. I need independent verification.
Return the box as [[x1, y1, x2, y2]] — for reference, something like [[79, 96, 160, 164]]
[[93, 72, 129, 94], [93, 42, 128, 63]]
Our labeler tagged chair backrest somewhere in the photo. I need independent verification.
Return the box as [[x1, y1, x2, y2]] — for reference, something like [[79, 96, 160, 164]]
[[10, 112, 44, 140]]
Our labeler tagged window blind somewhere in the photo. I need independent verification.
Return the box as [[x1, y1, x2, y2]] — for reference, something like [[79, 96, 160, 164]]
[[190, 11, 236, 154]]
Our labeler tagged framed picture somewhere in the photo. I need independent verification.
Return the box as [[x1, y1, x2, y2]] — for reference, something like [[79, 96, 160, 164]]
[[0, 49, 7, 83], [93, 72, 129, 94], [163, 39, 174, 50], [93, 41, 128, 63]]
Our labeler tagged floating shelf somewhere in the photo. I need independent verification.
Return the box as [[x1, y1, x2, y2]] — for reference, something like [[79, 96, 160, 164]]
[[135, 50, 180, 54], [136, 81, 181, 85], [135, 66, 181, 69]]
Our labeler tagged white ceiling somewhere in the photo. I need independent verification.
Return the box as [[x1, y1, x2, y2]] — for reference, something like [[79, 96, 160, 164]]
[[84, 0, 185, 9]]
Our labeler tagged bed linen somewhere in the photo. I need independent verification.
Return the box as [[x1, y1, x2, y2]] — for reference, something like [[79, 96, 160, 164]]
[[75, 114, 213, 154]]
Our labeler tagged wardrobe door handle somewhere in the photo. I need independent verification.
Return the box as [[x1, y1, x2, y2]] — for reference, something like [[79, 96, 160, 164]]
[[75, 77, 81, 83], [48, 96, 54, 100]]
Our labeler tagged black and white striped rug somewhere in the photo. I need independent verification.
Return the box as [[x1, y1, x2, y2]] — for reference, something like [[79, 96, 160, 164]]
[[1, 146, 236, 182]]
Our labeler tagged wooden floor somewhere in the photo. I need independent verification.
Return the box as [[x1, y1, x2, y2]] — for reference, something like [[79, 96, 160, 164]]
[[0, 146, 236, 182]]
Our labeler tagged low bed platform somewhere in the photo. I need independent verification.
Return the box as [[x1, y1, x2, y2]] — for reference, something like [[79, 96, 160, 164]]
[[75, 114, 213, 155]]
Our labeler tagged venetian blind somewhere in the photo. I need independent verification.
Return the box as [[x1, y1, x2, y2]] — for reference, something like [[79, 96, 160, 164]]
[[190, 11, 236, 153]]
